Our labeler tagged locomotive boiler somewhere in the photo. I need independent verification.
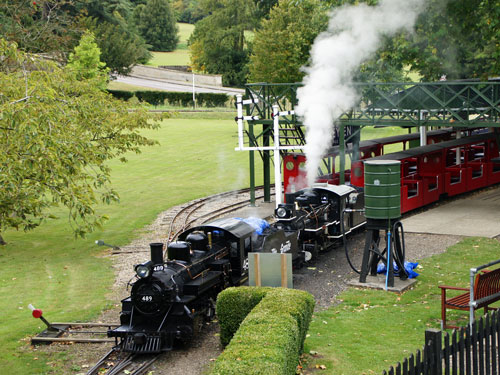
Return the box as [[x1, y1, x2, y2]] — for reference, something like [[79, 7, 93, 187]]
[[108, 218, 255, 353]]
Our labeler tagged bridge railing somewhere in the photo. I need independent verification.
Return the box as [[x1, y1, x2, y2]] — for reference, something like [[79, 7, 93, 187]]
[[244, 81, 500, 128]]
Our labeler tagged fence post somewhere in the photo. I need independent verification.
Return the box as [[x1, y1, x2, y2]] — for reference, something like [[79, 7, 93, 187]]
[[425, 329, 442, 375]]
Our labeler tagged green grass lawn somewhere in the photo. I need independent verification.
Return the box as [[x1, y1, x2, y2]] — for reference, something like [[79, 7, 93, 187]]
[[0, 114, 262, 374], [2, 106, 495, 374], [302, 237, 500, 374]]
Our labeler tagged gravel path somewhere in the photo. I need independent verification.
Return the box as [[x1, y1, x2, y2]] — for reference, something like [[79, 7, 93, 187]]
[[37, 195, 463, 375]]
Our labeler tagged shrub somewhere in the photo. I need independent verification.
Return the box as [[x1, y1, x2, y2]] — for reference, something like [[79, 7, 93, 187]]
[[106, 89, 230, 107], [216, 287, 272, 347], [107, 89, 135, 100], [212, 287, 315, 375]]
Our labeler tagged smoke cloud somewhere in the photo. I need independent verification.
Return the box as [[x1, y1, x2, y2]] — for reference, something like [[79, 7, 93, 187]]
[[295, 0, 426, 187]]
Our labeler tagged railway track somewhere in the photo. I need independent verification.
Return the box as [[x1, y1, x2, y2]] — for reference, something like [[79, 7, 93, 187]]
[[31, 322, 119, 345], [86, 348, 160, 375], [166, 185, 269, 244]]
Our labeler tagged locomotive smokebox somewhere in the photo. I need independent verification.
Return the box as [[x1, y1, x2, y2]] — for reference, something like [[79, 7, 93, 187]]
[[149, 242, 164, 265]]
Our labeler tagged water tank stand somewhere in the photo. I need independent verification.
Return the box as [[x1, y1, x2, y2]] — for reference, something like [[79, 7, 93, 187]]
[[359, 220, 407, 287]]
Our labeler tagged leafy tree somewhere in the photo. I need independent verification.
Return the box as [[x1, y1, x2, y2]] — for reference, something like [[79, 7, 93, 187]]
[[189, 0, 257, 86], [343, 0, 499, 81], [172, 0, 206, 23], [67, 30, 108, 83], [253, 0, 278, 19], [249, 0, 328, 83], [0, 0, 82, 55], [0, 39, 162, 244], [401, 0, 500, 80], [80, 0, 134, 23], [90, 18, 152, 75], [135, 0, 179, 51]]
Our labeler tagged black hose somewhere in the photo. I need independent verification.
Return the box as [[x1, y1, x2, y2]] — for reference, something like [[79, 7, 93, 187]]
[[341, 209, 360, 274], [391, 220, 407, 278], [392, 221, 405, 262]]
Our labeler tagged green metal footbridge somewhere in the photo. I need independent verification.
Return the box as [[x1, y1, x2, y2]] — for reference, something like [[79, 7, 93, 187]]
[[238, 81, 500, 204]]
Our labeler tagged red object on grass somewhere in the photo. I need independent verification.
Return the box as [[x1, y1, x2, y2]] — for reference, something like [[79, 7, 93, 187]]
[[32, 309, 43, 319]]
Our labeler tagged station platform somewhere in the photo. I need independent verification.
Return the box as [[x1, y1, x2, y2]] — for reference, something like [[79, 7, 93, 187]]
[[402, 184, 500, 238]]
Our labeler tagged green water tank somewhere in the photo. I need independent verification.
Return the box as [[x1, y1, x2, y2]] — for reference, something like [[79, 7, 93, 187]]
[[364, 160, 401, 220]]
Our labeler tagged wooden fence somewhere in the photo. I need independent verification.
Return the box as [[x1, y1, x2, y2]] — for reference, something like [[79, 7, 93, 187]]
[[384, 309, 500, 375]]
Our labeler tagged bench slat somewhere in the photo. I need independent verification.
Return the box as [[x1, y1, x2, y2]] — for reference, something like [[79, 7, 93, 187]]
[[441, 267, 500, 329]]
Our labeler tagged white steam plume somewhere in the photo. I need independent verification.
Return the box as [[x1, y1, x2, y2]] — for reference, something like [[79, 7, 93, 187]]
[[295, 0, 426, 187]]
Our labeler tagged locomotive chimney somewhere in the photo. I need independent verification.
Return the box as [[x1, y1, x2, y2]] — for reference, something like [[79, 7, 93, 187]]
[[150, 243, 164, 265]]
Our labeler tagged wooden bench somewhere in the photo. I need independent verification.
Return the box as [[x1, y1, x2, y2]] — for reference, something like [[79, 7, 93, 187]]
[[439, 268, 500, 329]]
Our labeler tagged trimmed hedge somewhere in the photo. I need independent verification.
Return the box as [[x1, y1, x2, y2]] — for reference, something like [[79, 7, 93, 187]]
[[217, 287, 272, 347], [107, 89, 134, 101], [107, 89, 230, 107], [212, 287, 315, 375]]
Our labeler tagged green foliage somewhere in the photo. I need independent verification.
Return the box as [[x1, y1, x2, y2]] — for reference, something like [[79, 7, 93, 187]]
[[212, 287, 315, 375], [67, 31, 108, 83], [0, 39, 161, 240], [173, 0, 206, 24], [0, 0, 82, 54], [383, 0, 500, 80], [107, 89, 136, 100], [107, 89, 229, 107], [189, 0, 258, 86], [135, 0, 179, 51], [77, 1, 152, 75], [216, 287, 272, 346], [91, 19, 151, 75], [249, 0, 328, 83], [253, 0, 279, 19], [81, 0, 134, 23]]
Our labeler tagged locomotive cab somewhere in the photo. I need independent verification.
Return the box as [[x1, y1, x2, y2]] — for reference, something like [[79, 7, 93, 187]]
[[279, 183, 365, 256]]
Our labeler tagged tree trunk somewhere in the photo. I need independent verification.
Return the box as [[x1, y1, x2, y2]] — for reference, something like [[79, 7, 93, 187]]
[[0, 233, 6, 245]]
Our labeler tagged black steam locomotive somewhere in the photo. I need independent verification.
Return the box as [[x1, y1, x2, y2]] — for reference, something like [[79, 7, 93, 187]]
[[108, 183, 364, 353]]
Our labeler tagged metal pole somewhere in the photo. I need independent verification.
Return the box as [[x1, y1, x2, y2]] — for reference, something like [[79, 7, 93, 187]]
[[263, 123, 271, 203], [419, 111, 427, 146], [470, 267, 476, 332], [236, 94, 244, 150], [339, 123, 345, 184], [192, 73, 196, 109], [249, 121, 256, 207], [273, 105, 282, 207]]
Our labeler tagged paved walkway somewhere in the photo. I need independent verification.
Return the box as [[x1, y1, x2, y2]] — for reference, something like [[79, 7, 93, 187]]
[[402, 185, 500, 238], [115, 75, 244, 95]]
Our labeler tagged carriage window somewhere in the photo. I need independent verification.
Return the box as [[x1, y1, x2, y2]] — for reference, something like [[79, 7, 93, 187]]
[[286, 161, 295, 171]]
